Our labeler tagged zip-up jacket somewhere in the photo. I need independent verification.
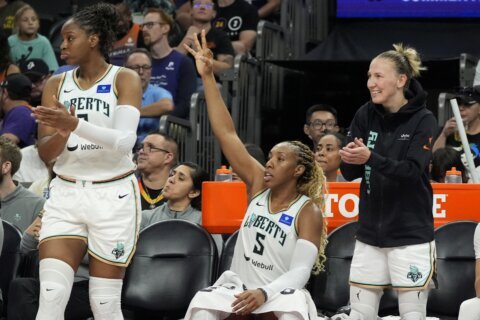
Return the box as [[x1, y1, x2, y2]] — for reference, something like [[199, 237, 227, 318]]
[[340, 79, 437, 247]]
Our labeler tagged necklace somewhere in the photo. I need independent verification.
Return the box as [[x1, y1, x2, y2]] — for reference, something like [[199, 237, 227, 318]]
[[138, 178, 164, 209]]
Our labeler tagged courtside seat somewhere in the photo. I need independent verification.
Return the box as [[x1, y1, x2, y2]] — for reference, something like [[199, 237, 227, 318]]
[[122, 220, 218, 319], [427, 220, 477, 319], [0, 220, 22, 317], [217, 230, 239, 277]]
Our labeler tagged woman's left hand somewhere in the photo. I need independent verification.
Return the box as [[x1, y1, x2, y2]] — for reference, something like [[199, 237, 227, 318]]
[[339, 137, 371, 165], [232, 289, 266, 315], [32, 95, 78, 137]]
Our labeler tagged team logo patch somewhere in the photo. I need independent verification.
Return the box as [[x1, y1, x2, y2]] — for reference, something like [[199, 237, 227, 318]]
[[279, 213, 293, 226], [96, 84, 111, 93], [407, 265, 423, 282], [112, 242, 125, 259]]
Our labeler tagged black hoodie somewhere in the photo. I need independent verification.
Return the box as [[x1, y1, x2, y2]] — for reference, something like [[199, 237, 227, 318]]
[[340, 79, 437, 247]]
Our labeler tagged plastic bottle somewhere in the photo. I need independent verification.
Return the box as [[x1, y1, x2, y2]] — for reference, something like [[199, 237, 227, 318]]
[[336, 169, 346, 182], [215, 165, 233, 181], [445, 167, 462, 183]]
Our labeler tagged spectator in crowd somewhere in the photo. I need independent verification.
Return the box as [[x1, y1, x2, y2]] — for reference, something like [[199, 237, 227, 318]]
[[250, 0, 281, 22], [19, 58, 52, 107], [0, 30, 20, 83], [0, 73, 36, 148], [175, 0, 234, 76], [213, 0, 259, 55], [140, 161, 209, 229], [0, 0, 25, 36], [13, 144, 49, 183], [127, 0, 176, 16], [340, 44, 436, 320], [109, 2, 145, 66], [0, 137, 45, 232], [124, 48, 174, 142], [304, 103, 339, 151], [137, 132, 178, 210], [143, 8, 197, 119], [315, 132, 345, 182], [432, 86, 480, 173], [458, 223, 480, 320], [176, 0, 193, 30], [430, 147, 467, 183], [184, 31, 327, 320], [8, 5, 58, 71]]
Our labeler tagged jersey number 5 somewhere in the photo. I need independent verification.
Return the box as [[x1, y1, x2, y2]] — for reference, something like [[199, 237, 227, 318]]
[[253, 232, 265, 256]]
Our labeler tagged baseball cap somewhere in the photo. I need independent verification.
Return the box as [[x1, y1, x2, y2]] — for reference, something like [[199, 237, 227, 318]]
[[19, 58, 50, 81], [0, 73, 32, 99], [449, 86, 480, 106]]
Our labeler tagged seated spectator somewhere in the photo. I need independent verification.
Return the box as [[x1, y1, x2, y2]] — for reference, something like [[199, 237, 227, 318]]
[[175, 0, 234, 76], [0, 137, 45, 232], [458, 223, 480, 319], [0, 0, 26, 36], [431, 147, 467, 183], [315, 132, 346, 182], [13, 144, 49, 183], [433, 86, 480, 173], [143, 8, 197, 119], [0, 73, 36, 147], [19, 58, 52, 107], [124, 48, 174, 142], [250, 0, 281, 22], [8, 5, 58, 71], [109, 2, 145, 66], [304, 103, 339, 151], [140, 161, 209, 229], [0, 30, 20, 83], [137, 132, 178, 210], [213, 0, 259, 55]]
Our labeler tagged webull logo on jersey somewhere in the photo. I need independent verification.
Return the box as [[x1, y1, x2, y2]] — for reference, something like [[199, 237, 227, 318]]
[[243, 213, 288, 246]]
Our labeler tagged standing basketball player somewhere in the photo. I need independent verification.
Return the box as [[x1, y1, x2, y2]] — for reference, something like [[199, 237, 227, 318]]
[[340, 44, 437, 320], [183, 31, 327, 320], [31, 3, 142, 320]]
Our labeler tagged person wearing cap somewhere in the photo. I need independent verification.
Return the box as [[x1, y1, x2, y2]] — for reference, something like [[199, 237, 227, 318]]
[[432, 85, 480, 171], [0, 73, 35, 148], [19, 58, 51, 107]]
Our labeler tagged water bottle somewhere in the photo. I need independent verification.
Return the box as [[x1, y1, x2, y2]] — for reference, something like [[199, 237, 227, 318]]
[[215, 165, 233, 182], [336, 169, 346, 182], [445, 167, 462, 183]]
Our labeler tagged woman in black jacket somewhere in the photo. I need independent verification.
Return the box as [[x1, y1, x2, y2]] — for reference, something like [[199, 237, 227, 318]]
[[340, 44, 437, 320]]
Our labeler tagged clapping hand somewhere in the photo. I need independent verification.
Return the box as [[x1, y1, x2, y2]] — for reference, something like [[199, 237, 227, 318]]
[[32, 95, 77, 137]]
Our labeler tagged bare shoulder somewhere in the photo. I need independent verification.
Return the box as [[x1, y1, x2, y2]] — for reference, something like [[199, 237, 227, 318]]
[[297, 200, 324, 247], [116, 67, 141, 83]]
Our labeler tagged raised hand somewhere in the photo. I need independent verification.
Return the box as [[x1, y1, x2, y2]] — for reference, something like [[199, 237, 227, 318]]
[[183, 29, 214, 77], [32, 95, 78, 137]]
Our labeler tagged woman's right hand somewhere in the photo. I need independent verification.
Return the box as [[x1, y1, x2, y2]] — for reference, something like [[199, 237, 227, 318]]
[[442, 117, 457, 137], [183, 29, 214, 77]]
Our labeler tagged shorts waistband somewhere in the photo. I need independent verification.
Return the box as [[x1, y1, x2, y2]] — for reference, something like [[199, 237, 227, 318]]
[[58, 171, 135, 186]]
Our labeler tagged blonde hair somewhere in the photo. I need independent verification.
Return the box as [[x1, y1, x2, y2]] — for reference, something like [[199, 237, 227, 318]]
[[287, 140, 328, 275], [13, 5, 39, 35], [376, 43, 426, 89]]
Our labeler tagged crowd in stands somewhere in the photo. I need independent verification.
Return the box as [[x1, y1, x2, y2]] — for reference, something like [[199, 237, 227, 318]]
[[0, 0, 479, 319]]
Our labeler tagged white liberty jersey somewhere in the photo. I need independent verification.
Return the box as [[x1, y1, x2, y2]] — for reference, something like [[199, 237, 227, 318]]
[[230, 189, 310, 289], [54, 65, 135, 180]]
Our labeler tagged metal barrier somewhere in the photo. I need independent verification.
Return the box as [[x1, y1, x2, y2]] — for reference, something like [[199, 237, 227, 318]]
[[460, 53, 478, 87], [158, 114, 191, 163], [256, 20, 286, 60]]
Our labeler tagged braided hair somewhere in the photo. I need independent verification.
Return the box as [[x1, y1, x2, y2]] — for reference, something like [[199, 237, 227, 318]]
[[71, 2, 118, 58], [287, 140, 328, 274]]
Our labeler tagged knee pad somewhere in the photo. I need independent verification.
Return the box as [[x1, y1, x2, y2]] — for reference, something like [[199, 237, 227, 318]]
[[36, 258, 75, 320], [349, 287, 383, 320], [458, 298, 480, 320], [398, 290, 427, 320], [89, 276, 123, 320]]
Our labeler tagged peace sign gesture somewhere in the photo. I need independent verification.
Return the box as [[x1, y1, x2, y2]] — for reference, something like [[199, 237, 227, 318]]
[[183, 29, 214, 77]]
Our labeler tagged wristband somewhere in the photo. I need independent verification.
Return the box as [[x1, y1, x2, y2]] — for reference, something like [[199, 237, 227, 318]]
[[258, 288, 268, 302]]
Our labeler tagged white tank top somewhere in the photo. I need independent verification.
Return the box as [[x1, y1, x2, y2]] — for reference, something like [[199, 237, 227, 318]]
[[53, 65, 135, 180], [230, 189, 310, 289]]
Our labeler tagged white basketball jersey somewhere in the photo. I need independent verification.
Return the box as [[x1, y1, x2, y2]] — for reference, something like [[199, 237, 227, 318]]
[[54, 65, 135, 180], [230, 189, 310, 289]]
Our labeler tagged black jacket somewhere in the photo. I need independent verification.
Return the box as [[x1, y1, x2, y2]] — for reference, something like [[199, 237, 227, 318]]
[[340, 79, 437, 247]]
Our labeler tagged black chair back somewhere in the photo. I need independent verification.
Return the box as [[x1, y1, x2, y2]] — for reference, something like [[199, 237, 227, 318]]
[[0, 221, 22, 316], [122, 220, 218, 317], [218, 231, 239, 276], [428, 221, 477, 317]]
